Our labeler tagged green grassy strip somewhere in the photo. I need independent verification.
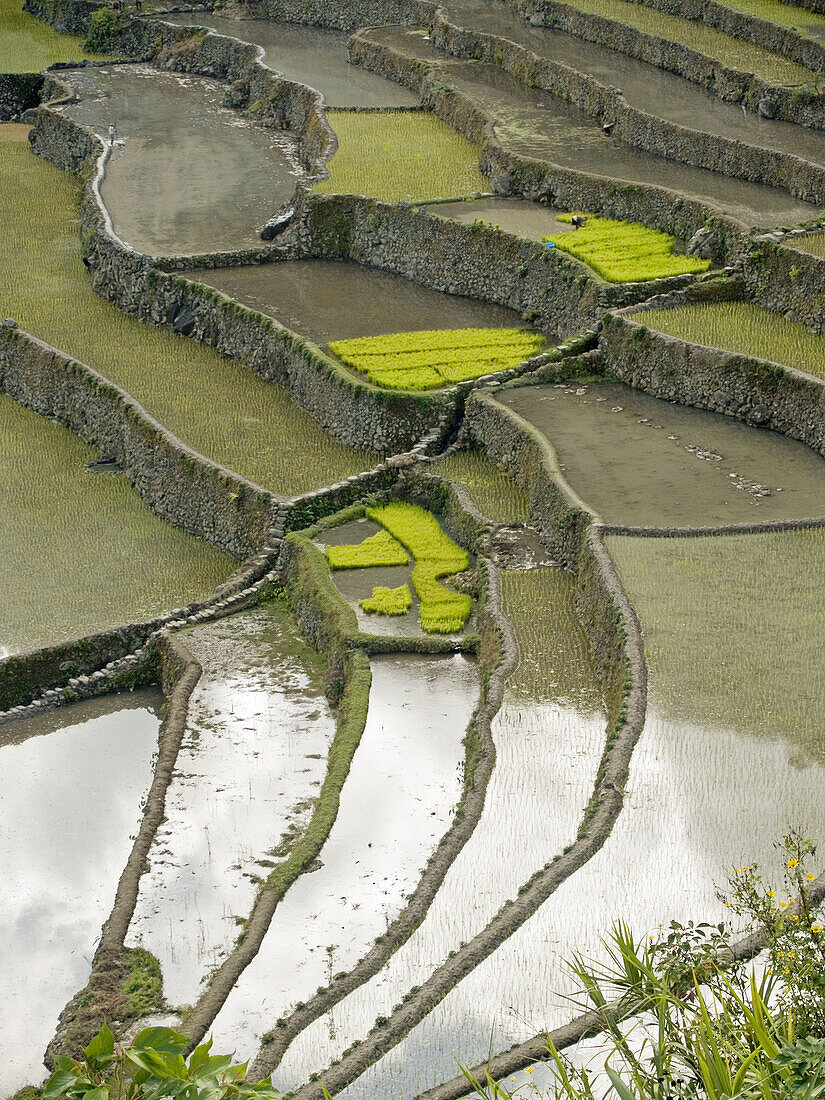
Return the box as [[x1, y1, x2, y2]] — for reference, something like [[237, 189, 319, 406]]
[[545, 214, 711, 283], [696, 0, 825, 38], [0, 0, 107, 72], [359, 584, 412, 616], [314, 111, 489, 203], [366, 502, 471, 633], [639, 299, 825, 379], [330, 327, 545, 391], [325, 530, 409, 570]]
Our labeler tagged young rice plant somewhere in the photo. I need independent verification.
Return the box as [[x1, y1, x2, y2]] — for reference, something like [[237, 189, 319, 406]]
[[359, 583, 413, 615]]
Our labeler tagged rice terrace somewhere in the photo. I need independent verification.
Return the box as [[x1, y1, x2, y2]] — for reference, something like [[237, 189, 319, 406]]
[[6, 0, 825, 1093]]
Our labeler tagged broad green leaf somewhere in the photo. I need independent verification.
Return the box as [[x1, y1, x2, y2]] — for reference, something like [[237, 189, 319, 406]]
[[84, 1025, 115, 1062]]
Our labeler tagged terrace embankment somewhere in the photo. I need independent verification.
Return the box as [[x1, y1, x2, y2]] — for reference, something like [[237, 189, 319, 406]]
[[598, 302, 825, 457], [350, 26, 818, 252], [426, 0, 825, 206], [741, 234, 825, 333]]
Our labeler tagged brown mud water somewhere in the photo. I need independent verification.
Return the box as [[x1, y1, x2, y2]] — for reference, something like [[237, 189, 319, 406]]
[[168, 15, 420, 108], [423, 196, 578, 242], [362, 26, 821, 228], [126, 601, 336, 1007], [436, 0, 825, 169], [498, 379, 825, 527], [55, 65, 304, 255], [0, 691, 162, 1094], [189, 259, 527, 347]]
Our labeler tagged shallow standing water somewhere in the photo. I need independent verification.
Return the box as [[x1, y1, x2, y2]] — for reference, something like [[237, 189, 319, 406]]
[[424, 196, 576, 241], [499, 380, 825, 526], [339, 530, 825, 1098], [190, 259, 526, 344], [56, 65, 303, 255], [126, 603, 335, 1005], [209, 652, 478, 1060], [169, 15, 419, 107], [0, 691, 161, 1094], [365, 27, 820, 228], [273, 569, 606, 1089]]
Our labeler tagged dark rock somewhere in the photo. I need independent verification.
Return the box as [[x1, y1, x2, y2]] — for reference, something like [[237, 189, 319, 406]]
[[171, 307, 197, 336], [222, 79, 250, 109]]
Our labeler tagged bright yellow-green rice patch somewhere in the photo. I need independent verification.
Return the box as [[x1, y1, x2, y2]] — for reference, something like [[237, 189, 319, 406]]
[[366, 503, 471, 633], [329, 327, 545, 390], [325, 530, 409, 569], [359, 584, 412, 616], [314, 110, 489, 203], [545, 214, 711, 283], [0, 0, 108, 71]]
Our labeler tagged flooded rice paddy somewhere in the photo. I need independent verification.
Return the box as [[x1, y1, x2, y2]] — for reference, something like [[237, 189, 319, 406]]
[[499, 379, 825, 526], [273, 568, 605, 1089], [424, 195, 576, 241], [431, 449, 532, 524], [0, 135, 377, 495], [209, 653, 478, 1061], [0, 691, 161, 1093], [126, 602, 334, 1005], [169, 15, 419, 108], [641, 300, 825, 380], [315, 109, 490, 203], [56, 66, 303, 255], [189, 260, 525, 346], [0, 0, 105, 71], [440, 0, 825, 169], [366, 28, 820, 228], [0, 393, 232, 656]]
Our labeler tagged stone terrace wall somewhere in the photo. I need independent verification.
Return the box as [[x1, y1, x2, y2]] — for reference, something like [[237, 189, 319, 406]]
[[429, 11, 825, 208], [0, 73, 44, 122], [349, 29, 750, 259], [598, 309, 825, 453], [741, 236, 825, 334], [0, 325, 277, 556], [627, 0, 825, 74], [24, 0, 99, 34], [518, 0, 825, 130]]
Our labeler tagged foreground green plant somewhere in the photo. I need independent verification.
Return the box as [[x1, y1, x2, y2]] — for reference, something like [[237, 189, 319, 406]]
[[359, 583, 412, 615], [329, 327, 545, 390], [462, 833, 825, 1099], [43, 1025, 283, 1100], [314, 111, 489, 203], [545, 215, 710, 283], [366, 503, 471, 632]]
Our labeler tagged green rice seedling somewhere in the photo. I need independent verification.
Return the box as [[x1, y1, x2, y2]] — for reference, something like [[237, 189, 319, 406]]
[[0, 136, 377, 496], [0, 393, 232, 655], [695, 0, 825, 39], [325, 530, 409, 569], [314, 111, 490, 203], [359, 584, 412, 616], [785, 233, 825, 259], [545, 214, 711, 283], [0, 0, 108, 71], [366, 502, 472, 633], [551, 0, 817, 83], [431, 449, 532, 524], [640, 300, 825, 380], [329, 327, 545, 390]]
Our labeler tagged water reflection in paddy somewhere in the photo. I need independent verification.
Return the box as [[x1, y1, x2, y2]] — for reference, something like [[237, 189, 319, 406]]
[[0, 691, 161, 1095], [169, 15, 419, 107], [56, 66, 303, 255], [190, 260, 525, 345], [274, 568, 605, 1090], [499, 380, 825, 526], [210, 652, 478, 1061], [126, 602, 334, 1005], [339, 531, 825, 1098], [424, 196, 576, 241]]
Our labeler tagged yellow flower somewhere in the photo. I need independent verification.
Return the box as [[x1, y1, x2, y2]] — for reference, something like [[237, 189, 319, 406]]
[[779, 902, 789, 909], [813, 925, 822, 933], [807, 873, 816, 881], [788, 858, 800, 868], [524, 1067, 535, 1075], [789, 914, 800, 923], [767, 890, 776, 898]]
